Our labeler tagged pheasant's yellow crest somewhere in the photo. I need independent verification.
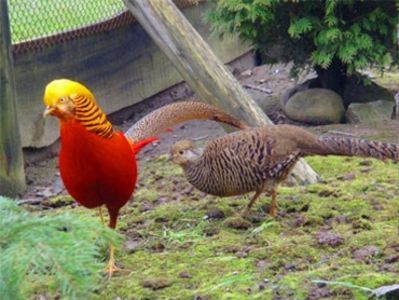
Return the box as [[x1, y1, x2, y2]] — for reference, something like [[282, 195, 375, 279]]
[[43, 79, 113, 138], [44, 79, 95, 107]]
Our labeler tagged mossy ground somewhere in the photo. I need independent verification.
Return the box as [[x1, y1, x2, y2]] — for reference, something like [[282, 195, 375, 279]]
[[35, 154, 399, 300]]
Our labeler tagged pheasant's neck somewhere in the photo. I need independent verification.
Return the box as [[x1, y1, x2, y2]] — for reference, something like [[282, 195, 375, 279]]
[[70, 94, 113, 138]]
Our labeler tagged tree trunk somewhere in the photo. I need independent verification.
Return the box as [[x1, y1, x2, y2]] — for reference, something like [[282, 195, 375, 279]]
[[0, 1, 26, 197], [123, 0, 320, 185], [314, 57, 347, 106]]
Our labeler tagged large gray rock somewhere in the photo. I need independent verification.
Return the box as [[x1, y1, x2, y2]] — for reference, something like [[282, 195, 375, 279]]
[[345, 100, 395, 124], [343, 75, 394, 106], [283, 88, 345, 124]]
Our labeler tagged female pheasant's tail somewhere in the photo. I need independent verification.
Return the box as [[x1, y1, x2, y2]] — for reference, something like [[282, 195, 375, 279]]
[[125, 101, 249, 142], [315, 136, 399, 161]]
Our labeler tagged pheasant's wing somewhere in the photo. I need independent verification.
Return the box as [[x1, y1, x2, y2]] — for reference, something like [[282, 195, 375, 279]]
[[203, 128, 302, 181]]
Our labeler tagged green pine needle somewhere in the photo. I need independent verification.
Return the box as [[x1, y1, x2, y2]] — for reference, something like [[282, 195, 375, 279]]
[[0, 197, 121, 300]]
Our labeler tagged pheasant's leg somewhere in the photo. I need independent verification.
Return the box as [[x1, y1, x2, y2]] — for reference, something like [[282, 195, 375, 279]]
[[105, 244, 122, 279], [269, 190, 277, 217], [241, 189, 262, 217], [99, 207, 106, 226], [105, 208, 121, 278]]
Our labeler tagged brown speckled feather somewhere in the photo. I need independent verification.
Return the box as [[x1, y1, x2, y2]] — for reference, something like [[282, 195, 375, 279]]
[[126, 101, 249, 142]]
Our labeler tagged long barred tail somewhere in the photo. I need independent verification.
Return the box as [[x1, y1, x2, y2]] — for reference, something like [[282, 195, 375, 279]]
[[316, 136, 399, 161], [125, 101, 249, 142]]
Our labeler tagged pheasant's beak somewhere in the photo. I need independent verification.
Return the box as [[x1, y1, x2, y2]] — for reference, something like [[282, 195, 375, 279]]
[[43, 106, 56, 117]]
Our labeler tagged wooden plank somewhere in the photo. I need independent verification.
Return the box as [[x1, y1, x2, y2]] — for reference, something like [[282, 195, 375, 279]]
[[123, 0, 320, 184], [0, 0, 25, 196]]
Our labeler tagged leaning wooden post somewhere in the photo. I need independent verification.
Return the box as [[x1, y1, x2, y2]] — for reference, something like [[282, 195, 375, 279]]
[[123, 0, 320, 184], [0, 1, 26, 196]]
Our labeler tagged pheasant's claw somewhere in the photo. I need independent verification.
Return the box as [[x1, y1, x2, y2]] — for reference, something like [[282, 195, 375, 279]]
[[105, 257, 122, 279], [240, 208, 250, 218], [269, 206, 277, 218], [105, 244, 120, 279]]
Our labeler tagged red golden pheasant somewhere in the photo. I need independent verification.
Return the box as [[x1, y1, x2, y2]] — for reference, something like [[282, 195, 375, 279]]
[[43, 79, 248, 276]]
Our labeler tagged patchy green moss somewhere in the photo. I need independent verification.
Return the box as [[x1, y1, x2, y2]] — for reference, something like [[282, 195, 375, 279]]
[[29, 153, 399, 299], [41, 194, 74, 208]]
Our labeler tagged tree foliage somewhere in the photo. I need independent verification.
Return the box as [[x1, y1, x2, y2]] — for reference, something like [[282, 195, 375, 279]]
[[0, 197, 120, 300], [208, 0, 399, 77]]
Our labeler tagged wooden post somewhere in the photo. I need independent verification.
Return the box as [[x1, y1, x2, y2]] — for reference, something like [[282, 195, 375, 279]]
[[0, 1, 25, 196], [123, 0, 320, 184]]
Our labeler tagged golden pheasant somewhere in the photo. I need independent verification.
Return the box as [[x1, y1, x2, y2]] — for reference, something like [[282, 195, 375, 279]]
[[171, 125, 398, 217], [43, 79, 248, 276]]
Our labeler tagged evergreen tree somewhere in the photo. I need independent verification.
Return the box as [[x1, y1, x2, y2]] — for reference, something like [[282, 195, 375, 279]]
[[208, 0, 399, 103], [0, 197, 120, 299]]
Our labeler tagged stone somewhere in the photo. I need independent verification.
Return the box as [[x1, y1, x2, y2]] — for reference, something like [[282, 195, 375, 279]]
[[343, 75, 394, 107], [345, 100, 395, 123], [353, 245, 379, 261], [141, 277, 172, 290], [206, 207, 225, 219], [283, 88, 345, 124], [124, 240, 142, 254], [247, 90, 280, 115], [316, 231, 344, 247], [372, 284, 399, 300]]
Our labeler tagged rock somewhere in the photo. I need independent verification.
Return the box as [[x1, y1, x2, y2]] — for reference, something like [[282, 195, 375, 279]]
[[353, 245, 379, 261], [346, 100, 395, 123], [124, 240, 142, 254], [308, 287, 332, 300], [372, 284, 399, 300], [224, 217, 252, 230], [141, 277, 172, 290], [316, 231, 344, 247], [240, 69, 253, 77], [283, 88, 345, 124], [336, 172, 356, 181], [281, 77, 319, 107], [343, 74, 394, 107], [206, 207, 225, 220], [255, 260, 268, 270], [384, 254, 399, 264], [359, 160, 373, 166], [148, 241, 165, 253], [178, 271, 192, 279], [202, 226, 219, 236]]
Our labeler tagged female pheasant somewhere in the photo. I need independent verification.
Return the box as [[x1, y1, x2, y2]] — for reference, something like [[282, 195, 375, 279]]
[[171, 125, 399, 217], [43, 79, 248, 276]]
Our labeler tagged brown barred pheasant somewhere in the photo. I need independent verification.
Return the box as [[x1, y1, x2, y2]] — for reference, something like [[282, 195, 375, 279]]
[[171, 124, 398, 217]]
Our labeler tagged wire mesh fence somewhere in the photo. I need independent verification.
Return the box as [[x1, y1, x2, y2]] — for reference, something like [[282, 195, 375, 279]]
[[8, 0, 126, 43]]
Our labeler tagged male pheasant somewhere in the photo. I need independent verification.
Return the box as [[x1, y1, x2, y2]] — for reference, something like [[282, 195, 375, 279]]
[[43, 79, 248, 276]]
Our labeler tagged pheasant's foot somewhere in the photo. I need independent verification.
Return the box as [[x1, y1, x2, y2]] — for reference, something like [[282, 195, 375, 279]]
[[104, 244, 125, 279], [240, 207, 251, 218], [104, 256, 122, 279], [269, 206, 277, 218], [269, 190, 277, 218]]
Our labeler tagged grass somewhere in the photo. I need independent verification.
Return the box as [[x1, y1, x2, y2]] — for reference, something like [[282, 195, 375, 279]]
[[30, 154, 399, 299], [8, 0, 125, 43]]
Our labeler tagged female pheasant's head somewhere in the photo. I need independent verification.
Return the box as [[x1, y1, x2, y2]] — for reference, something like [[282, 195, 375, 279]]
[[171, 140, 202, 167], [43, 79, 113, 137]]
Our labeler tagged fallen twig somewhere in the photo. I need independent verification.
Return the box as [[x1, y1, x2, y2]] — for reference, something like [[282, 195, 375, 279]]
[[243, 84, 272, 94]]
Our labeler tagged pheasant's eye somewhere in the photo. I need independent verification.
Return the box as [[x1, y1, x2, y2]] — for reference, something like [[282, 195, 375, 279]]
[[59, 97, 66, 103], [179, 150, 184, 155]]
